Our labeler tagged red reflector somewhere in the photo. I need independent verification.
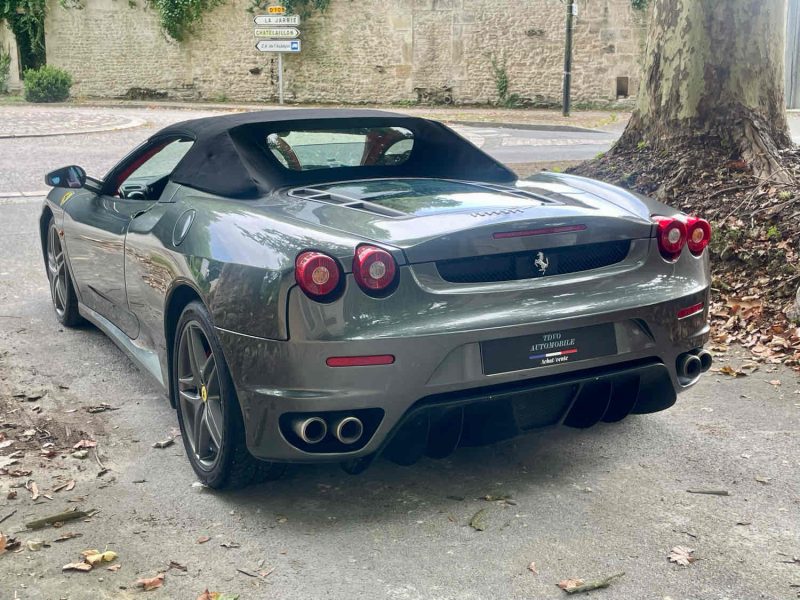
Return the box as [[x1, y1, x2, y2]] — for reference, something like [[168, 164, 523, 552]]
[[492, 224, 587, 239], [326, 355, 395, 367], [677, 302, 705, 319]]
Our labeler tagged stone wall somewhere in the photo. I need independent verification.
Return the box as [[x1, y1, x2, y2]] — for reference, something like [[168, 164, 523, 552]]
[[1, 22, 21, 92], [44, 0, 647, 105]]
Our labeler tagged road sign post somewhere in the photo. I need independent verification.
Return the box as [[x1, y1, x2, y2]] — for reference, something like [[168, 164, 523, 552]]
[[278, 54, 283, 104], [253, 12, 301, 105]]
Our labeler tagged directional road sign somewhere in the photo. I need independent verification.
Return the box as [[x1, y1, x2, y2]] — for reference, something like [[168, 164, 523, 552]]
[[254, 14, 300, 25], [254, 27, 299, 38], [255, 39, 301, 52]]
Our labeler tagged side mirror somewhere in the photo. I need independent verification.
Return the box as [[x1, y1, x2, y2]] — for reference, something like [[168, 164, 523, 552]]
[[45, 165, 86, 189]]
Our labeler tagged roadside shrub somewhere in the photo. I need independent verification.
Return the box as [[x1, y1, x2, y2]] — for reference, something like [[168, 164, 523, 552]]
[[23, 65, 72, 102], [0, 46, 11, 94]]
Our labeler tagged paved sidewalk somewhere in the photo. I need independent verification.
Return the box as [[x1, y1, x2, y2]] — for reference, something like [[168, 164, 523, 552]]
[[68, 98, 629, 131], [0, 105, 146, 138]]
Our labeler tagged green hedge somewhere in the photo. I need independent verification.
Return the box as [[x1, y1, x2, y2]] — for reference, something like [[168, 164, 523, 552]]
[[23, 65, 72, 102]]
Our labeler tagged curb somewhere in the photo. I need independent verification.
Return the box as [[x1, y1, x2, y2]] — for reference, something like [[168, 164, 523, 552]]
[[67, 100, 618, 133], [0, 193, 47, 205], [0, 117, 147, 140], [449, 120, 609, 134]]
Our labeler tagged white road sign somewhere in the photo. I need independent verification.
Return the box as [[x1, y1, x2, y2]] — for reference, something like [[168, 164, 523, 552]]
[[254, 14, 300, 25], [256, 39, 301, 52], [254, 27, 299, 38]]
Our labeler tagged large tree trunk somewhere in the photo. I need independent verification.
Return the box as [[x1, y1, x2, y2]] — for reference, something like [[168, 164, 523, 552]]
[[616, 0, 792, 182]]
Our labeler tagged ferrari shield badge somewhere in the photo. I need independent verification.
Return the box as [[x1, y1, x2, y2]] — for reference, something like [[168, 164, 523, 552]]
[[534, 251, 549, 275], [60, 191, 74, 206]]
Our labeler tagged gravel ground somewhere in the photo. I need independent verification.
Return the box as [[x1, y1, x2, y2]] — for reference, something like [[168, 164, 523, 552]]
[[0, 196, 799, 599], [0, 105, 799, 599]]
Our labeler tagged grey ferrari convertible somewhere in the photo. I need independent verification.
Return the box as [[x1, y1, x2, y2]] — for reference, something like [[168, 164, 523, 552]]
[[40, 109, 712, 489]]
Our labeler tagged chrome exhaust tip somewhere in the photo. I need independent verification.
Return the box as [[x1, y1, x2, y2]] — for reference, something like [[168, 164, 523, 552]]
[[677, 353, 702, 379], [695, 349, 713, 373], [333, 416, 364, 445], [293, 416, 327, 444]]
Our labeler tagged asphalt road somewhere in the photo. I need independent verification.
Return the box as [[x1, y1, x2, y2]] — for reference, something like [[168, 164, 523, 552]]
[[1, 106, 798, 196], [1, 107, 799, 599]]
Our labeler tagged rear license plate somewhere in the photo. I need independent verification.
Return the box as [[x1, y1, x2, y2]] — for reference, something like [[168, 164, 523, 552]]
[[481, 323, 618, 375]]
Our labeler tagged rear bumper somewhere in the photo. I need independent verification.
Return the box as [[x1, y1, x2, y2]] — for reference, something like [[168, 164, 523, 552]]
[[217, 290, 710, 463]]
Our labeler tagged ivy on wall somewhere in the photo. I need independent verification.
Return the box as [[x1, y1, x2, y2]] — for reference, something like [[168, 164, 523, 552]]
[[152, 0, 330, 43], [151, 0, 225, 41], [0, 0, 47, 70]]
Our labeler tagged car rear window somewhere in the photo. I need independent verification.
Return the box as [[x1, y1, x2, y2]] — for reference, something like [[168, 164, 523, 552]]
[[266, 127, 414, 171]]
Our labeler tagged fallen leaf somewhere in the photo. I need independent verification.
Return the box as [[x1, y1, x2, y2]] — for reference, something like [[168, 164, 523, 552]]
[[26, 539, 46, 551], [63, 561, 93, 572], [6, 490, 16, 500], [198, 592, 239, 600], [71, 450, 89, 459], [469, 508, 488, 531], [719, 365, 746, 377], [168, 560, 187, 571], [755, 476, 771, 485], [107, 564, 122, 572], [153, 438, 175, 449], [528, 561, 538, 574], [197, 535, 211, 544], [86, 403, 118, 414], [72, 440, 97, 450], [26, 480, 40, 501], [668, 545, 696, 567], [0, 440, 13, 449], [136, 572, 165, 591], [557, 578, 585, 591], [83, 550, 117, 565], [0, 534, 20, 554], [556, 573, 625, 594], [480, 493, 512, 502], [0, 456, 19, 469], [768, 379, 781, 386], [54, 532, 82, 542]]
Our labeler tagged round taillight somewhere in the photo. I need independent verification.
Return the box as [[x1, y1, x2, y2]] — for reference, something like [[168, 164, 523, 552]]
[[653, 216, 687, 261], [686, 217, 712, 255], [353, 244, 398, 296], [295, 251, 342, 301]]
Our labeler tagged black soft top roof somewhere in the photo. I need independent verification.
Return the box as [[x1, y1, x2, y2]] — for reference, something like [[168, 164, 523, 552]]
[[155, 109, 517, 198]]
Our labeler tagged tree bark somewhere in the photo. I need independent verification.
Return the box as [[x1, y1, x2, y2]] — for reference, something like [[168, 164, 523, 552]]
[[616, 0, 793, 182]]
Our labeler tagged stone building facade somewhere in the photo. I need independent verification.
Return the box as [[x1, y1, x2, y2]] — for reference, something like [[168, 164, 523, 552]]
[[44, 0, 647, 105]]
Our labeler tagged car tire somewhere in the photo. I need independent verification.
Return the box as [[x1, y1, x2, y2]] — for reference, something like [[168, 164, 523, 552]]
[[46, 217, 83, 327], [173, 300, 285, 489]]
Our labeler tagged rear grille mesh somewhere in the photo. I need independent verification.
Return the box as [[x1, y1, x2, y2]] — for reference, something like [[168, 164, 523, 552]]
[[436, 240, 632, 283]]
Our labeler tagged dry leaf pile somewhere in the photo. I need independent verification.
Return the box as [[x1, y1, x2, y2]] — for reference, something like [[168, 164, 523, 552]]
[[571, 144, 800, 369]]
